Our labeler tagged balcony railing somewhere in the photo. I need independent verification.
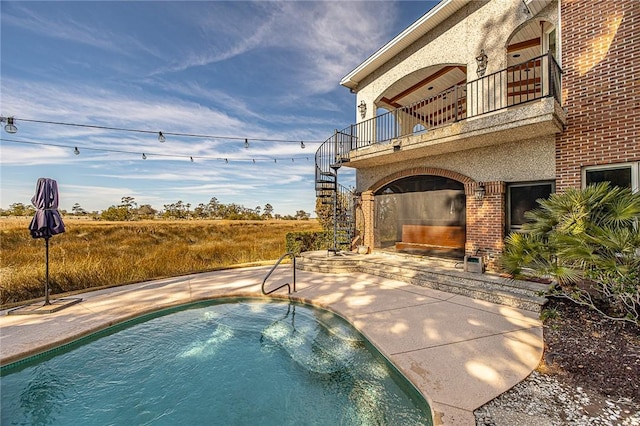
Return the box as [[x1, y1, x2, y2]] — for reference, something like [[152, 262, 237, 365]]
[[314, 53, 562, 241], [334, 52, 562, 152]]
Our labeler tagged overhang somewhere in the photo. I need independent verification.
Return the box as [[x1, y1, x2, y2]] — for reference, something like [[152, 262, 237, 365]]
[[340, 0, 471, 91], [523, 0, 553, 16]]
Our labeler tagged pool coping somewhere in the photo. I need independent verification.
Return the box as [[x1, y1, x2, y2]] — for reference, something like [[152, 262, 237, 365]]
[[0, 265, 543, 426]]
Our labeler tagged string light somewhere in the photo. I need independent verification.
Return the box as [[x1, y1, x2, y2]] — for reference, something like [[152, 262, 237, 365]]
[[5, 116, 323, 146], [0, 137, 314, 164], [142, 153, 147, 160], [244, 138, 249, 149], [1, 117, 17, 134]]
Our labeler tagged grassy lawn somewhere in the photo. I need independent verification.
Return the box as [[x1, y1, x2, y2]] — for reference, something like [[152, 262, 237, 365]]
[[0, 218, 321, 306]]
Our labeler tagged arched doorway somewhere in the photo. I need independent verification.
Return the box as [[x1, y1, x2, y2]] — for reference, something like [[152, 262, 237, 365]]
[[373, 175, 466, 257]]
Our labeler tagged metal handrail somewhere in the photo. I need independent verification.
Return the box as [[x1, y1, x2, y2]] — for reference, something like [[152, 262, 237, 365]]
[[262, 252, 296, 295], [323, 52, 563, 154]]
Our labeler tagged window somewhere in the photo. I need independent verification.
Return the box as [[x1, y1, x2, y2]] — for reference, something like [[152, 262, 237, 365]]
[[412, 123, 427, 135], [583, 162, 639, 192], [546, 28, 557, 59], [507, 181, 555, 232]]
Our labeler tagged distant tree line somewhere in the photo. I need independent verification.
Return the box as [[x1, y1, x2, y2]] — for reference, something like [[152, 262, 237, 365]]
[[0, 197, 311, 221]]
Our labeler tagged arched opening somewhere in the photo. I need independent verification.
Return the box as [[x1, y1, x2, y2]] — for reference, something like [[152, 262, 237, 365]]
[[506, 19, 557, 105], [373, 64, 467, 138], [373, 175, 466, 257], [507, 19, 556, 65]]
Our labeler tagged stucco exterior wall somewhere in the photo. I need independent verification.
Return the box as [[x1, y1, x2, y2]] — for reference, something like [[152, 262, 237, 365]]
[[354, 0, 559, 120], [356, 136, 556, 192]]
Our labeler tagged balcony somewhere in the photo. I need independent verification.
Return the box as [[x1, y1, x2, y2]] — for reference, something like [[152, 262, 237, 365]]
[[326, 53, 566, 169]]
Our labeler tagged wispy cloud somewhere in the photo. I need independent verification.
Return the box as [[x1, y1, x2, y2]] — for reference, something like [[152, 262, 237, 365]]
[[1, 3, 163, 59], [0, 0, 426, 215], [153, 1, 399, 95]]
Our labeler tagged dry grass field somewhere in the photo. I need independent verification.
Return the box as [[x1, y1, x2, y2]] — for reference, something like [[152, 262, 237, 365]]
[[0, 218, 321, 306]]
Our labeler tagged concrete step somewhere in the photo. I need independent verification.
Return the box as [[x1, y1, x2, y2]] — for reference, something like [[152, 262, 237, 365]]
[[296, 251, 549, 313]]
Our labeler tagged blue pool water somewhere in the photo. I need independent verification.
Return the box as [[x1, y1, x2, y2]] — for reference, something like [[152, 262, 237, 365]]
[[1, 299, 432, 425]]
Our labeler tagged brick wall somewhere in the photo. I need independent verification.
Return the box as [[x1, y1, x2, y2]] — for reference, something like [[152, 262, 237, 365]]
[[556, 0, 640, 190], [465, 181, 505, 271], [361, 191, 375, 250]]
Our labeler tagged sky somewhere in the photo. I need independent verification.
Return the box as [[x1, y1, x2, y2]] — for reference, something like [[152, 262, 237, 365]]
[[0, 1, 436, 216]]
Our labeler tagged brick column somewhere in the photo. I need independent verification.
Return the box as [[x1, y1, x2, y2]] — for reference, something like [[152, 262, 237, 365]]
[[465, 181, 505, 272], [361, 190, 375, 251]]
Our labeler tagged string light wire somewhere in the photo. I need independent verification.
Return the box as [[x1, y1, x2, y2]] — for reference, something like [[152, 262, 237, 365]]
[[7, 117, 326, 145], [0, 137, 313, 163]]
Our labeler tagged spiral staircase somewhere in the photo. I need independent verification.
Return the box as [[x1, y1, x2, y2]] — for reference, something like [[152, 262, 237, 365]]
[[314, 130, 356, 251]]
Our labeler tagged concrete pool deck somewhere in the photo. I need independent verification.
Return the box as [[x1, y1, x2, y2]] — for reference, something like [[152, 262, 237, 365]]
[[0, 265, 543, 425]]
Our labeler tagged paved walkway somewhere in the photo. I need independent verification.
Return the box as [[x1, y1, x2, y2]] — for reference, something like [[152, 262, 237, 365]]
[[0, 265, 543, 425]]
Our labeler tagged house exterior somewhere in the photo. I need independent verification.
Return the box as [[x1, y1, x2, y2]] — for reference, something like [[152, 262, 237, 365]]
[[314, 0, 639, 271]]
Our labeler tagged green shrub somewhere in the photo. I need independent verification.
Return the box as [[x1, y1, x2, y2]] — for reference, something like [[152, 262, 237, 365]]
[[500, 183, 640, 326], [286, 231, 332, 254]]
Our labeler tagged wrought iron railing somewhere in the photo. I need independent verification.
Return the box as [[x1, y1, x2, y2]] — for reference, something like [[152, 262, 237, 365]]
[[326, 52, 562, 152], [314, 53, 562, 247]]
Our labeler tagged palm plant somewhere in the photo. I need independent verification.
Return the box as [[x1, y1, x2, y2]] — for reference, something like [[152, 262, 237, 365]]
[[501, 182, 640, 325]]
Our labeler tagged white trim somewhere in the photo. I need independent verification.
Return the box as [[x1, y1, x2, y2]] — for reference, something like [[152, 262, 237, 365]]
[[582, 162, 640, 192], [556, 0, 562, 67], [340, 0, 470, 90], [524, 0, 553, 16]]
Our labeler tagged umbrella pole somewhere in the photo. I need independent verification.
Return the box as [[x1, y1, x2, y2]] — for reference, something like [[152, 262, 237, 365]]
[[44, 236, 51, 305]]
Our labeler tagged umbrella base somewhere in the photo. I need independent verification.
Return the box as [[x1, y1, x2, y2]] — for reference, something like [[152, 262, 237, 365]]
[[7, 298, 82, 315]]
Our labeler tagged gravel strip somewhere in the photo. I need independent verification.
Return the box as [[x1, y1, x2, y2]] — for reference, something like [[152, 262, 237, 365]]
[[474, 371, 640, 426]]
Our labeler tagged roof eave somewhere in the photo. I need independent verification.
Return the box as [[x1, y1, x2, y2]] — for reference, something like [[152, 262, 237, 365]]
[[340, 0, 471, 91]]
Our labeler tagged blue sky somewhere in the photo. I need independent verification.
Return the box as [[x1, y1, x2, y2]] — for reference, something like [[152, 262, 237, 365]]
[[1, 1, 435, 216]]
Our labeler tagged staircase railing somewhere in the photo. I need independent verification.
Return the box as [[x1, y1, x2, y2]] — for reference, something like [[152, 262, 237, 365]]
[[315, 132, 356, 251], [262, 252, 296, 295]]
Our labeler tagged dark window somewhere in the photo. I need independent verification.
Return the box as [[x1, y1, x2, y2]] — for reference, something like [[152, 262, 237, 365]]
[[508, 182, 554, 231], [585, 167, 632, 189], [375, 175, 463, 195]]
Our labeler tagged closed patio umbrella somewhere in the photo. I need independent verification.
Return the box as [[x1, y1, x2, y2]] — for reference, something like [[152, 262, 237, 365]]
[[28, 177, 65, 305]]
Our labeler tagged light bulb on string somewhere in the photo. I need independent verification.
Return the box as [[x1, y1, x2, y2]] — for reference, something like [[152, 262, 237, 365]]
[[225, 158, 228, 163], [74, 147, 80, 155], [142, 153, 147, 160], [244, 138, 249, 149], [1, 116, 332, 146], [3, 117, 17, 134], [190, 156, 194, 162]]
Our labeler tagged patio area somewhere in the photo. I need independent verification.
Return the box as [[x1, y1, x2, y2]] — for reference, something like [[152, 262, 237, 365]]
[[0, 264, 543, 426]]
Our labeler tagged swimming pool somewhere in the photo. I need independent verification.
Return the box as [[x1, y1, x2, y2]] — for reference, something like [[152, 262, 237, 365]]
[[1, 298, 433, 425]]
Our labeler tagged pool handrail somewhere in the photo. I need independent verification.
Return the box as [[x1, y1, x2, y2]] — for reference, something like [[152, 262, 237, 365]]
[[262, 252, 296, 295]]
